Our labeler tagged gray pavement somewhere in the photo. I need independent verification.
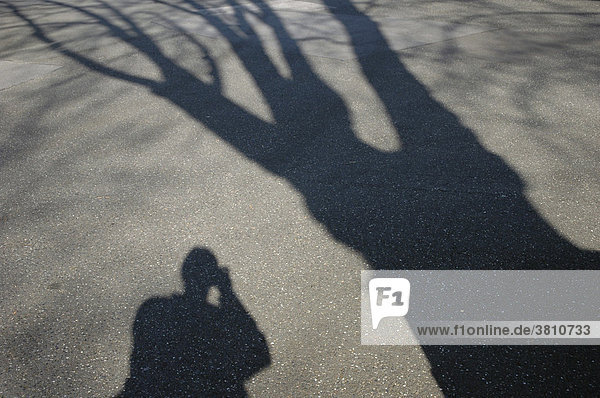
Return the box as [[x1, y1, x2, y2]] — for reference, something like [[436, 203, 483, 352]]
[[1, 0, 599, 396]]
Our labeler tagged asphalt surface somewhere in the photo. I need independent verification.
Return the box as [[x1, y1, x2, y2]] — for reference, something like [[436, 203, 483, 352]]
[[1, 0, 599, 396]]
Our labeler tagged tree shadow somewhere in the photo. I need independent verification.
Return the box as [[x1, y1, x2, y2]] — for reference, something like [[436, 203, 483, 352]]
[[118, 247, 270, 397], [5, 0, 600, 395]]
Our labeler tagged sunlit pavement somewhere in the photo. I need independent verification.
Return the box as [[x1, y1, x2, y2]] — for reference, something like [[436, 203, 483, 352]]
[[1, 0, 599, 396]]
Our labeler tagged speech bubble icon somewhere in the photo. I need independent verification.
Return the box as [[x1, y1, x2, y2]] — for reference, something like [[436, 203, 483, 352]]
[[369, 278, 410, 329]]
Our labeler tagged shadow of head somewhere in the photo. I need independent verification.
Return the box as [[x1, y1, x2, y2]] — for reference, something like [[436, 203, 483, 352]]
[[181, 247, 220, 297]]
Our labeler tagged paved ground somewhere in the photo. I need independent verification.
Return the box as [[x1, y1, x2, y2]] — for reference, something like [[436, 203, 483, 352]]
[[1, 0, 599, 396]]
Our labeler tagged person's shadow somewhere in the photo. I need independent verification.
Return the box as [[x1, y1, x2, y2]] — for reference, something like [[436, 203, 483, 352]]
[[118, 248, 270, 397]]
